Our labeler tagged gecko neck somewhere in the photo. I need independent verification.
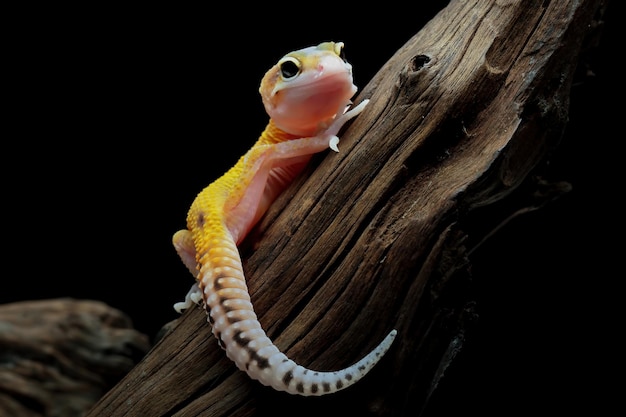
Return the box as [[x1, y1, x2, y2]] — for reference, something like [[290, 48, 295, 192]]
[[263, 118, 325, 142]]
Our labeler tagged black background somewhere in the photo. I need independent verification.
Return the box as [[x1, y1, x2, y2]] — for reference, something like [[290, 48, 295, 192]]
[[3, 2, 620, 415]]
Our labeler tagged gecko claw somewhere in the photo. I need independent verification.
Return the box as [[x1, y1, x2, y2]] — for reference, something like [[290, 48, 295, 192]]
[[329, 136, 340, 152]]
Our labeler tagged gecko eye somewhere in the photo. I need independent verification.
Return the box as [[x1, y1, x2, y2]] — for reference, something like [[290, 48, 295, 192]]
[[279, 57, 301, 80]]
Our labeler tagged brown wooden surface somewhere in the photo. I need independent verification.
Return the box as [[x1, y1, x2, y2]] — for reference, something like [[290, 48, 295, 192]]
[[0, 299, 150, 417], [84, 1, 609, 416]]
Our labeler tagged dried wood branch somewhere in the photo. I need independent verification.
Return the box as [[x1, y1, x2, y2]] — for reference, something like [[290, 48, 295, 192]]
[[0, 299, 150, 417], [84, 1, 609, 416]]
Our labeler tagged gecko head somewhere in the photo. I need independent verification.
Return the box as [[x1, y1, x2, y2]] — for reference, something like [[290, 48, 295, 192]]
[[259, 42, 358, 137]]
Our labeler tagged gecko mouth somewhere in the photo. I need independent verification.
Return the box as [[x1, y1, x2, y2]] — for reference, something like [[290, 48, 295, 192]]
[[276, 71, 356, 104]]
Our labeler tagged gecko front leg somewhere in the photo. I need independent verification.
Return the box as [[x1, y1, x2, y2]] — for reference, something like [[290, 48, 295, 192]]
[[326, 99, 370, 152]]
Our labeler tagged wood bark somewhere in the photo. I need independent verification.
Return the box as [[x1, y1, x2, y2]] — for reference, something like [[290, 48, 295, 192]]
[[84, 1, 609, 416], [0, 299, 150, 417]]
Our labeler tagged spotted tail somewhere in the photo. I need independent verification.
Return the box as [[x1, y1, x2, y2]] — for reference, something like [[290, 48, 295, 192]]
[[195, 234, 396, 396]]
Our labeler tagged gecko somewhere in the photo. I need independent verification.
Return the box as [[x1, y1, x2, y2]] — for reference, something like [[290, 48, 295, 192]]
[[172, 41, 396, 396]]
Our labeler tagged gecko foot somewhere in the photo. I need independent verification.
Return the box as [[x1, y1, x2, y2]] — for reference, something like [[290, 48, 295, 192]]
[[326, 99, 370, 137], [173, 283, 203, 313]]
